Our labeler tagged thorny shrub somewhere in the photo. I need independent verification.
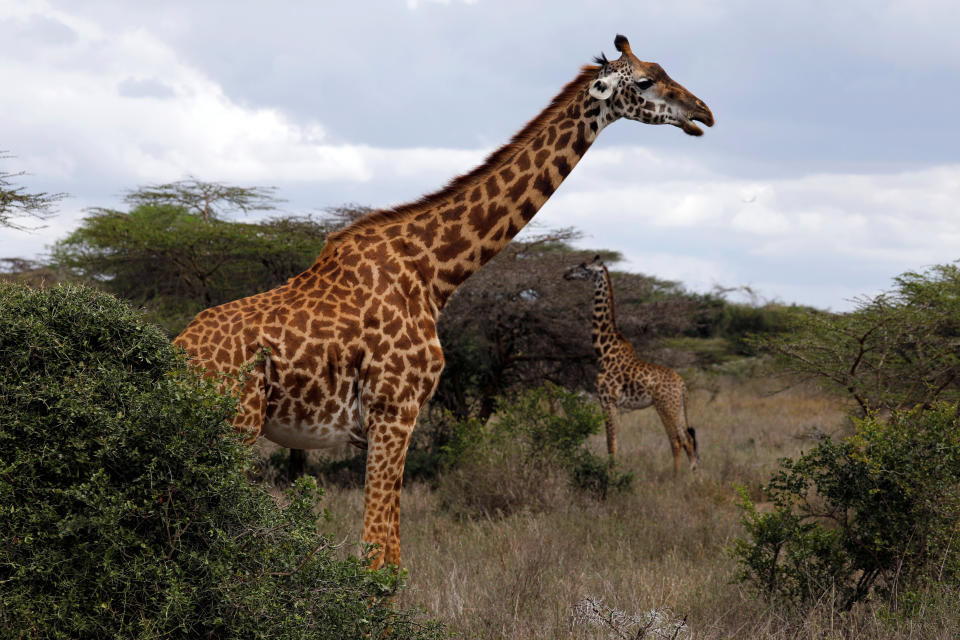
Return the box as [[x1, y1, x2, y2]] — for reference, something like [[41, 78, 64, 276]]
[[731, 403, 960, 611]]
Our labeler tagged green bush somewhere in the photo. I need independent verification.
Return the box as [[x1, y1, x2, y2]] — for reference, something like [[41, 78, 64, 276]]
[[436, 384, 632, 517], [731, 403, 960, 611], [0, 283, 444, 639]]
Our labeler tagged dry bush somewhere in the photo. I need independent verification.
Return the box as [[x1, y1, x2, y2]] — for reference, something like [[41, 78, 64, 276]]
[[571, 597, 691, 639]]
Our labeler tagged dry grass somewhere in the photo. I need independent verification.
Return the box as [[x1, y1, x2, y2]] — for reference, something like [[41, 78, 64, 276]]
[[261, 377, 960, 639]]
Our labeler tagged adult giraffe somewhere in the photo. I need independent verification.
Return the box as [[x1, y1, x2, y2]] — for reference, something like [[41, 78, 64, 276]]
[[564, 256, 699, 474], [175, 35, 713, 568]]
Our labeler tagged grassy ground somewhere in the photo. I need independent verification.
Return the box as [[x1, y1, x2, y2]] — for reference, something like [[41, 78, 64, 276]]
[[257, 376, 960, 639]]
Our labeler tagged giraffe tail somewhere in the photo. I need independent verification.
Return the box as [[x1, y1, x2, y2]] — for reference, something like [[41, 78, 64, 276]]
[[682, 388, 699, 461]]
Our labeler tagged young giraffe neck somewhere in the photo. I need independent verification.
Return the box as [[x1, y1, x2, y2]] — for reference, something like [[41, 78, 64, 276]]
[[321, 66, 612, 311], [591, 266, 630, 360]]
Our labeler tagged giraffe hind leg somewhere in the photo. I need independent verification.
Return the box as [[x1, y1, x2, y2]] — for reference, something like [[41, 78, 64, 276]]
[[655, 404, 690, 476], [681, 386, 699, 472]]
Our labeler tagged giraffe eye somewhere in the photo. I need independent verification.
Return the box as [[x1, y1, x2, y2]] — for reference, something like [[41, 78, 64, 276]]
[[635, 79, 653, 91]]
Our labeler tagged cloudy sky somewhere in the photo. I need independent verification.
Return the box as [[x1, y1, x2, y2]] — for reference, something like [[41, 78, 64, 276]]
[[2, 0, 958, 310]]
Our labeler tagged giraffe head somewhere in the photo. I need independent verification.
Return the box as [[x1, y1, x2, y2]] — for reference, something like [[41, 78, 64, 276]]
[[589, 35, 714, 136], [563, 255, 606, 282]]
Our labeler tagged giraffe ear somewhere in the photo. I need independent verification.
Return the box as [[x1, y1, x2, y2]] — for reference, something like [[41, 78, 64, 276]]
[[589, 73, 617, 101]]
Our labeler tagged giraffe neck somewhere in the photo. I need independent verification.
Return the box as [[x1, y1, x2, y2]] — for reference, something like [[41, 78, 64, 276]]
[[591, 267, 626, 359], [322, 65, 612, 311]]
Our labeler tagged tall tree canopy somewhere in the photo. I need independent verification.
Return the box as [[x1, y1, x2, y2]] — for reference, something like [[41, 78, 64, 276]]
[[52, 203, 329, 335], [123, 177, 282, 222]]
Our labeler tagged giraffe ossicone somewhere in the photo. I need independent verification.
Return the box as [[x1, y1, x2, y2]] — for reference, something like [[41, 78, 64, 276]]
[[563, 256, 700, 474], [175, 35, 712, 569]]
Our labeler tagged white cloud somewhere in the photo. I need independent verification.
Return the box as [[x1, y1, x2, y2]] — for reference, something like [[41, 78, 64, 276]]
[[0, 1, 488, 256], [406, 0, 478, 9], [618, 252, 738, 292], [0, 1, 490, 191], [540, 156, 960, 308], [549, 153, 960, 254], [730, 205, 791, 236]]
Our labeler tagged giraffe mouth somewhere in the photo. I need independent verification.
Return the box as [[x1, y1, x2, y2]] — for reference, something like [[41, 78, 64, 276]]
[[680, 119, 704, 136], [680, 108, 715, 137]]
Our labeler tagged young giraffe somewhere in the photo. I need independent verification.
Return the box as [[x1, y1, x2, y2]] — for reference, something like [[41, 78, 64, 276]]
[[175, 35, 713, 568], [564, 256, 699, 474]]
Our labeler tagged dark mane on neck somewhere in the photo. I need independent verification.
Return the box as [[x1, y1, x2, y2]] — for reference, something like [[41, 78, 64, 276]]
[[323, 64, 601, 249]]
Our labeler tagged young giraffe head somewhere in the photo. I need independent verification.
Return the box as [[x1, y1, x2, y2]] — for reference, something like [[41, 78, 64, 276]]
[[589, 35, 714, 136], [563, 254, 606, 282]]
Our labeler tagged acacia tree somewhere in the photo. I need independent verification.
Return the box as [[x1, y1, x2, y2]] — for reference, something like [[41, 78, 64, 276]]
[[123, 176, 282, 222], [321, 203, 374, 227], [0, 152, 65, 229], [52, 203, 330, 336], [754, 263, 960, 415]]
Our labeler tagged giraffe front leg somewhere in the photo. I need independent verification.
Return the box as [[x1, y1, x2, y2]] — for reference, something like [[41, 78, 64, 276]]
[[361, 409, 415, 570], [600, 400, 621, 457]]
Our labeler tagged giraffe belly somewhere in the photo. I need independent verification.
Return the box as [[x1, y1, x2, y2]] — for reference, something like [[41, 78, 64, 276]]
[[261, 416, 358, 451], [621, 393, 653, 411]]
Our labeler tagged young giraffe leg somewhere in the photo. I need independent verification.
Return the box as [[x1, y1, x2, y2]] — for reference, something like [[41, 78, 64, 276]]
[[361, 410, 415, 569], [681, 388, 700, 472], [655, 403, 685, 475], [599, 399, 621, 457], [655, 402, 698, 475], [682, 436, 699, 473]]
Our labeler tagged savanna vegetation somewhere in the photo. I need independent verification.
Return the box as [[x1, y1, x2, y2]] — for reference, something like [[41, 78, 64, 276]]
[[3, 178, 958, 638]]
